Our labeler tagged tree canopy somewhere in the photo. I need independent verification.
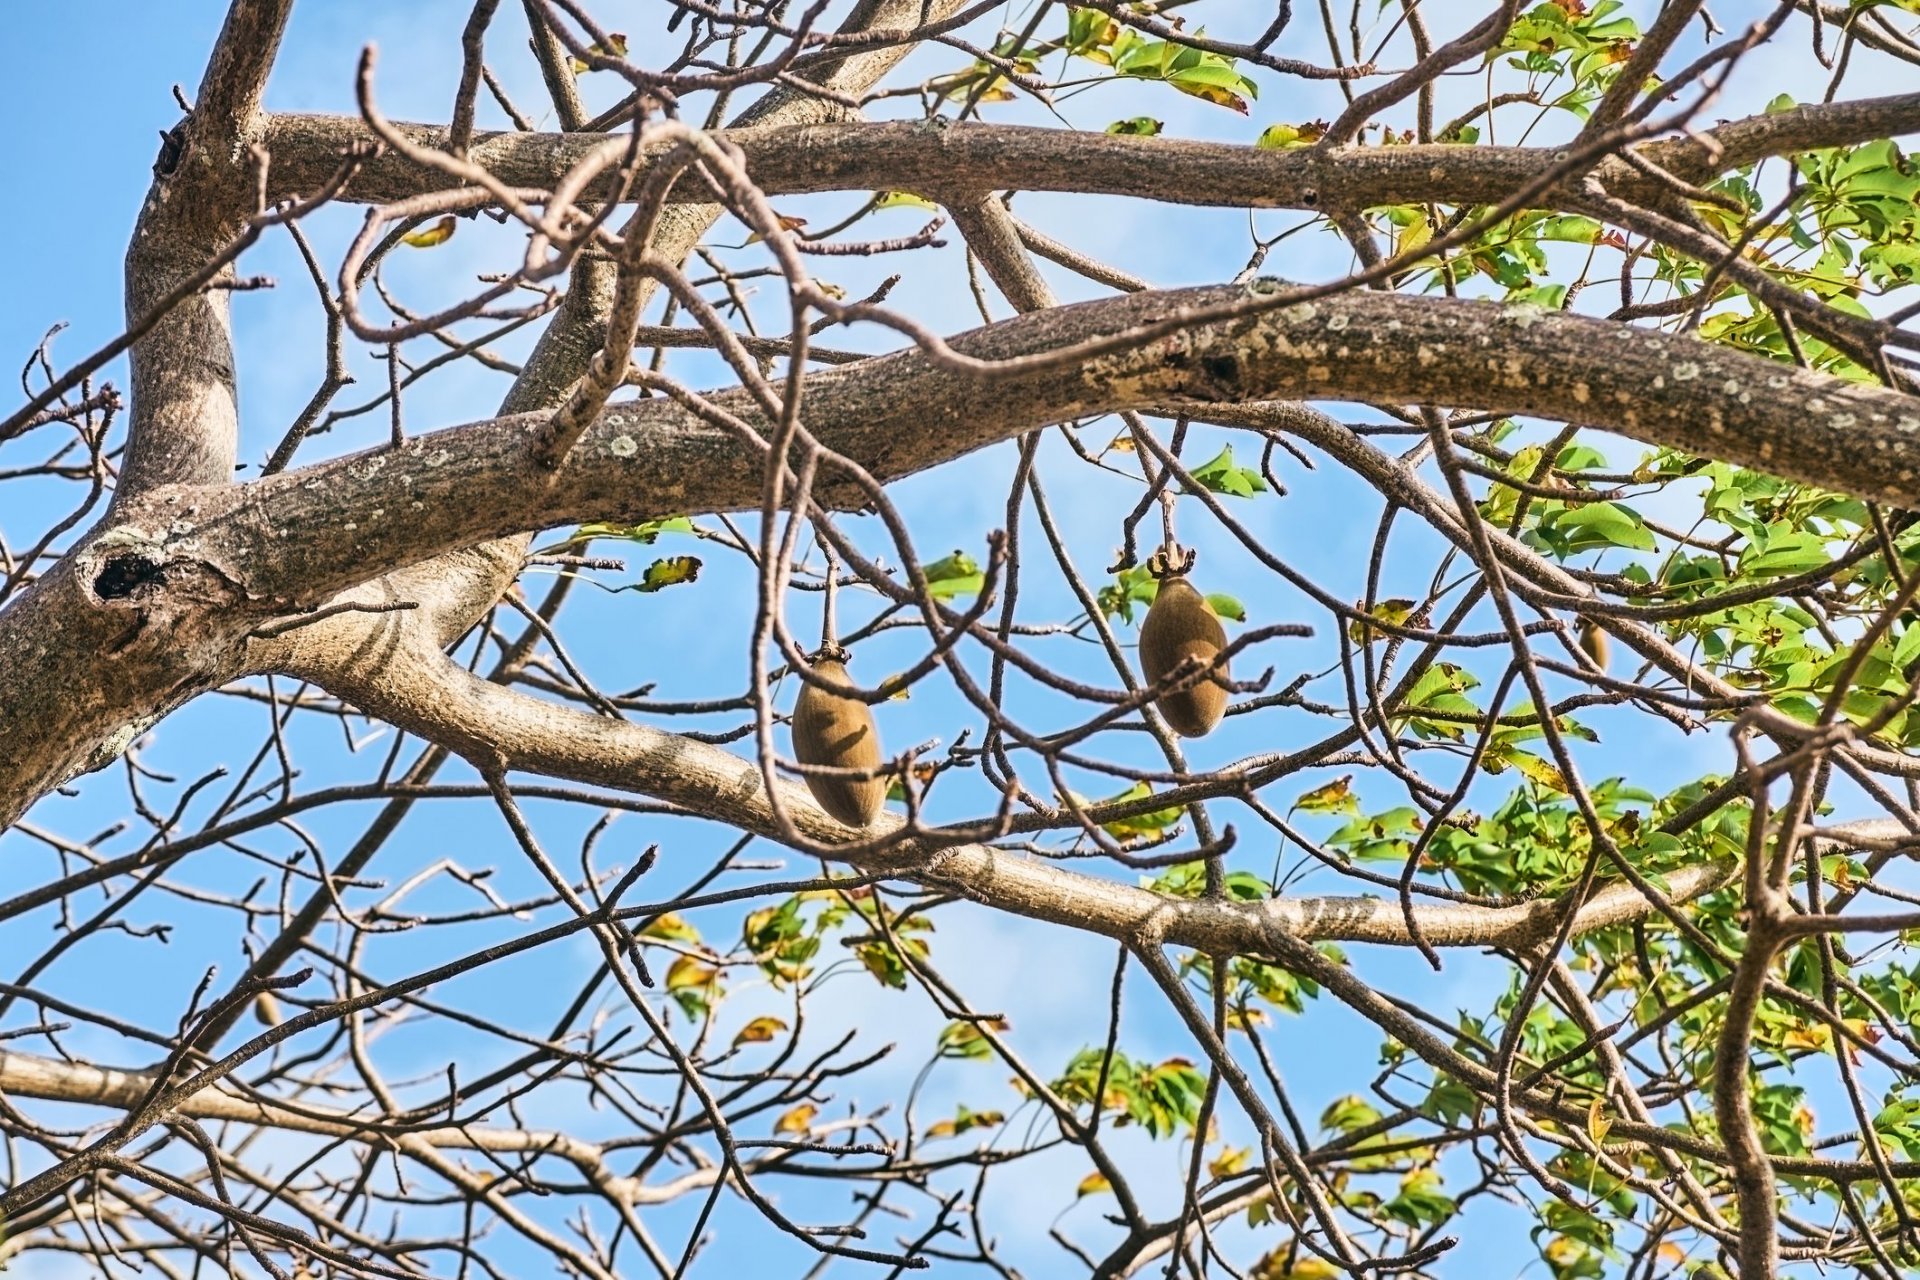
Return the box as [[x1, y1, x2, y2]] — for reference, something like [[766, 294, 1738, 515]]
[[4, 3, 1920, 1278]]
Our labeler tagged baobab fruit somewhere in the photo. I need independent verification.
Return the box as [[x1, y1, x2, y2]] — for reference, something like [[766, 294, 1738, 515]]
[[1577, 619, 1609, 672], [1139, 575, 1230, 737], [792, 653, 886, 827], [253, 991, 282, 1027]]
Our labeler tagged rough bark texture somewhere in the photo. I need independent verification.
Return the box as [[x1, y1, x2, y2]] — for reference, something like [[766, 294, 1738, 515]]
[[7, 7, 1920, 1274], [263, 91, 1920, 214], [6, 281, 1918, 828]]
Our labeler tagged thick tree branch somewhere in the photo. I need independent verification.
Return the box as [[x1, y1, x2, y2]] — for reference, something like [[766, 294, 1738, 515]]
[[260, 91, 1920, 215], [186, 283, 1920, 608], [7, 282, 1920, 827], [116, 0, 296, 503]]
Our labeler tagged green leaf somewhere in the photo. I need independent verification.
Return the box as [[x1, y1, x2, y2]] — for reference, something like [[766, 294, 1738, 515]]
[[1096, 781, 1183, 840], [1110, 32, 1258, 113], [1205, 592, 1246, 623], [1148, 861, 1270, 902], [1321, 1094, 1383, 1133], [1553, 502, 1657, 553], [1098, 564, 1161, 623], [1187, 444, 1269, 499], [576, 516, 697, 545], [1106, 116, 1163, 136], [924, 549, 985, 599], [1385, 1167, 1458, 1229]]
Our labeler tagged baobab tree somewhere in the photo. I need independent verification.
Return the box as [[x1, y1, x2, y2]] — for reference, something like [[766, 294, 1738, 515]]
[[4, 1, 1920, 1277]]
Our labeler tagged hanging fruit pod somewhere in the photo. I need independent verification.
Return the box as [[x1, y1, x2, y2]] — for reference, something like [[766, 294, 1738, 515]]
[[1577, 618, 1609, 672], [792, 650, 886, 827], [1139, 560, 1230, 738]]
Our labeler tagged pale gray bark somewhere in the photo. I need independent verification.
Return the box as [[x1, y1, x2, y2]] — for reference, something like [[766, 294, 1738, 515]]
[[6, 281, 1918, 827]]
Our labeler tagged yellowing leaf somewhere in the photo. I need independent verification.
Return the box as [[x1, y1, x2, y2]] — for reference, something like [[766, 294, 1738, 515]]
[[1508, 751, 1570, 793], [665, 953, 718, 991], [570, 31, 629, 73], [1172, 81, 1247, 113], [1543, 1237, 1587, 1269], [1254, 1253, 1337, 1280], [927, 1106, 1005, 1139], [1256, 120, 1326, 149], [1481, 746, 1569, 793], [642, 912, 700, 944], [775, 1103, 817, 1135], [937, 1018, 1005, 1060], [402, 216, 456, 248], [1076, 1171, 1112, 1198], [1225, 1005, 1270, 1032], [732, 1016, 787, 1048], [1292, 775, 1358, 816], [874, 190, 938, 211], [1208, 1145, 1251, 1179], [1586, 1094, 1612, 1145], [1348, 598, 1418, 644], [1290, 1263, 1342, 1280], [1781, 1022, 1831, 1052], [635, 555, 701, 593], [1395, 211, 1433, 259]]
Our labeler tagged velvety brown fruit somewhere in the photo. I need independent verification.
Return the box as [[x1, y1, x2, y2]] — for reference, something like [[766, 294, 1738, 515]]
[[1578, 619, 1609, 672], [792, 657, 886, 827], [1139, 576, 1230, 737]]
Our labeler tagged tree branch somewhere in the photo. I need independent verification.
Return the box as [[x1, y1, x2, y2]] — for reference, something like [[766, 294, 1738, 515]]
[[287, 629, 1739, 953], [259, 90, 1920, 215], [116, 0, 297, 503], [8, 281, 1920, 826]]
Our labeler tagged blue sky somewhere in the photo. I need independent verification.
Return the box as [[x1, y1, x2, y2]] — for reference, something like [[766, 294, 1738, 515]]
[[3, 4, 1919, 1278]]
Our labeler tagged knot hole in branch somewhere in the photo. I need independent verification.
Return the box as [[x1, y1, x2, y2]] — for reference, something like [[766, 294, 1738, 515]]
[[93, 553, 170, 602]]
